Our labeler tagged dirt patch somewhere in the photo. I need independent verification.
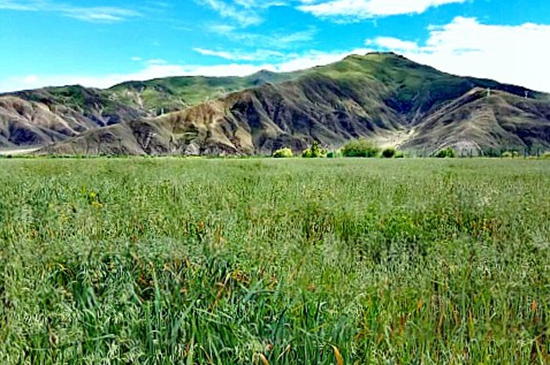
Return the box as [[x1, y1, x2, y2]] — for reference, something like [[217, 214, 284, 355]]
[[0, 148, 39, 156]]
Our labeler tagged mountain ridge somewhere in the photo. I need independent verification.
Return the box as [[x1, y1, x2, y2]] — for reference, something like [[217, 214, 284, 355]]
[[2, 52, 549, 155]]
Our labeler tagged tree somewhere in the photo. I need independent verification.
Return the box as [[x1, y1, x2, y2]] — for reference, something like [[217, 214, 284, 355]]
[[341, 139, 380, 158], [273, 148, 294, 158], [381, 148, 397, 158], [302, 141, 326, 158], [434, 148, 456, 158]]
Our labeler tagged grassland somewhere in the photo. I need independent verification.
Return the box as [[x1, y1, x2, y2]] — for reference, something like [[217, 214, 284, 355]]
[[1, 158, 549, 364]]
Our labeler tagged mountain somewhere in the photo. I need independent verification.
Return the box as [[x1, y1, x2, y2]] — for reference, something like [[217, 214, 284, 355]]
[[107, 70, 296, 115], [2, 53, 550, 155], [0, 85, 146, 149], [401, 88, 550, 154], [0, 71, 295, 150]]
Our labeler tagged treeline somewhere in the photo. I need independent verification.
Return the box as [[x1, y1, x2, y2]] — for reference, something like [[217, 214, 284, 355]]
[[272, 139, 550, 159]]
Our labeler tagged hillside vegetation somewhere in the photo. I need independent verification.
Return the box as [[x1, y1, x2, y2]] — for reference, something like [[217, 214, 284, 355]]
[[2, 53, 549, 155]]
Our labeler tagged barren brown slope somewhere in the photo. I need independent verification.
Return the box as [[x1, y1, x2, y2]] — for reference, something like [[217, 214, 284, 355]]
[[37, 53, 550, 156], [0, 72, 295, 151], [401, 88, 550, 154], [0, 86, 146, 149], [42, 72, 410, 155], [160, 73, 408, 155]]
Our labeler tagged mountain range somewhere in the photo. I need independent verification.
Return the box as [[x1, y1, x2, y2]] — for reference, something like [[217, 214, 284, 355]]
[[1, 52, 549, 156]]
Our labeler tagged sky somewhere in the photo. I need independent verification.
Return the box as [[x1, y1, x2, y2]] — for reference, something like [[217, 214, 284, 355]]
[[0, 0, 549, 92]]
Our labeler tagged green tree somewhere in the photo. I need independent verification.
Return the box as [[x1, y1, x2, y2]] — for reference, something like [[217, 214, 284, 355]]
[[381, 148, 397, 158], [434, 148, 456, 158], [302, 141, 326, 158], [272, 148, 294, 158], [342, 139, 380, 158]]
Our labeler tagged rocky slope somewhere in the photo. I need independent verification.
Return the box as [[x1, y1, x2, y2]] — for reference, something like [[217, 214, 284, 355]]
[[3, 53, 550, 155], [0, 71, 290, 150]]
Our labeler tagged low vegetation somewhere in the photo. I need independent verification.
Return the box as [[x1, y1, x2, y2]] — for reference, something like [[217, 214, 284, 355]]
[[302, 141, 327, 158], [381, 147, 397, 158], [1, 158, 549, 364], [272, 148, 294, 158], [341, 139, 380, 157], [502, 151, 521, 158], [435, 147, 457, 158]]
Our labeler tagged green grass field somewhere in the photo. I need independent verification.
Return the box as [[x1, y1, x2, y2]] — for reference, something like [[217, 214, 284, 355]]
[[1, 158, 549, 364]]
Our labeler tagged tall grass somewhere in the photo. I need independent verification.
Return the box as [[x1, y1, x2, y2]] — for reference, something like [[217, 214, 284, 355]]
[[0, 158, 549, 364]]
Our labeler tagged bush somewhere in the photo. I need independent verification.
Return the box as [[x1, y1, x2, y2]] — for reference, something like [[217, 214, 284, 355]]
[[326, 151, 338, 158], [302, 141, 326, 158], [542, 152, 550, 159], [435, 148, 456, 158], [342, 139, 380, 158], [482, 148, 501, 158], [502, 151, 520, 158], [272, 148, 294, 158], [381, 148, 397, 158], [395, 151, 405, 158]]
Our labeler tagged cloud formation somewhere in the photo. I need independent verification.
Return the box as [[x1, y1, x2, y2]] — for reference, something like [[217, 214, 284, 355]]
[[207, 25, 317, 49], [369, 17, 550, 92], [0, 0, 140, 23], [297, 0, 465, 20], [2, 17, 550, 94], [194, 48, 285, 61], [197, 0, 263, 26], [0, 48, 371, 92]]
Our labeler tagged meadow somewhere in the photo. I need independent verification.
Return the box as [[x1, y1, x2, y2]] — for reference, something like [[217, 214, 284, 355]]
[[0, 158, 549, 364]]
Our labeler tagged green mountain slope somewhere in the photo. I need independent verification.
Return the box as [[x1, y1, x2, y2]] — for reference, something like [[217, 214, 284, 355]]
[[42, 53, 550, 156], [3, 52, 549, 155], [107, 70, 297, 115]]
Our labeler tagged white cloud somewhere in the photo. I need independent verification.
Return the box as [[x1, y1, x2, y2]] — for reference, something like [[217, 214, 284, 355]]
[[146, 59, 168, 65], [298, 0, 465, 19], [369, 17, 550, 92], [274, 48, 372, 72], [4, 17, 550, 94], [0, 0, 140, 23], [369, 37, 418, 52], [22, 75, 38, 84], [207, 25, 317, 49], [197, 0, 263, 26], [194, 48, 284, 61], [196, 0, 291, 27], [0, 48, 372, 92], [0, 0, 37, 11]]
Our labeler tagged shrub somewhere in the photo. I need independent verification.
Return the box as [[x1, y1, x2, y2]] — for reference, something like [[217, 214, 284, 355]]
[[273, 148, 294, 158], [326, 151, 338, 158], [302, 141, 326, 158], [482, 148, 501, 158], [342, 139, 380, 158], [502, 151, 520, 158], [435, 148, 456, 158], [542, 152, 550, 159], [395, 151, 405, 158], [381, 148, 397, 158]]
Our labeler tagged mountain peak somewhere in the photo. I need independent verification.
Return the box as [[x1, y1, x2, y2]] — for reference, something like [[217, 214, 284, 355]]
[[252, 69, 276, 76], [342, 52, 417, 65], [3, 51, 550, 156]]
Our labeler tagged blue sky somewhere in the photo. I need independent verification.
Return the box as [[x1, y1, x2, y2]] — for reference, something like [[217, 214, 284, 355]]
[[1, 0, 549, 92]]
